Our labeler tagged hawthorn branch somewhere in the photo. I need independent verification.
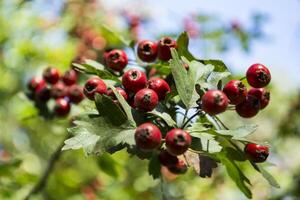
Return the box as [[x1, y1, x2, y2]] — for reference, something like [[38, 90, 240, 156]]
[[23, 135, 68, 200]]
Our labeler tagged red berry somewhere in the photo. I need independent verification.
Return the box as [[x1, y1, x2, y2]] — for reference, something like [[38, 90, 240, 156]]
[[134, 123, 162, 150], [147, 77, 171, 100], [244, 143, 269, 163], [83, 77, 107, 100], [54, 98, 71, 117], [107, 87, 128, 102], [165, 129, 191, 155], [62, 70, 77, 86], [43, 67, 60, 84], [248, 88, 270, 109], [35, 85, 51, 102], [122, 69, 147, 93], [137, 40, 158, 62], [51, 82, 67, 99], [223, 80, 247, 105], [27, 77, 46, 92], [246, 63, 271, 88], [68, 85, 84, 104], [157, 37, 177, 61], [134, 88, 158, 111], [159, 150, 179, 167], [236, 95, 260, 118], [105, 49, 128, 71], [201, 90, 229, 115], [167, 160, 188, 174]]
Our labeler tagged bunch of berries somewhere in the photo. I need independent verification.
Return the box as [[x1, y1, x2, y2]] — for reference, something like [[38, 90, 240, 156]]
[[27, 67, 84, 117], [199, 63, 271, 163]]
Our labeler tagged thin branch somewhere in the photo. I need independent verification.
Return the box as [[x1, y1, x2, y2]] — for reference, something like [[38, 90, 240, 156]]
[[23, 135, 68, 200], [181, 110, 200, 129]]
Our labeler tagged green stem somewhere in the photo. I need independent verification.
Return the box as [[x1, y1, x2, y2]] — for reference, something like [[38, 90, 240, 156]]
[[181, 110, 200, 129], [181, 109, 189, 127]]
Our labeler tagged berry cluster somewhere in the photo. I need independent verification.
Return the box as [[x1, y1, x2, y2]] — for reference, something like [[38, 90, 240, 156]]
[[199, 63, 271, 163], [27, 67, 84, 117], [201, 63, 271, 118], [135, 123, 190, 174]]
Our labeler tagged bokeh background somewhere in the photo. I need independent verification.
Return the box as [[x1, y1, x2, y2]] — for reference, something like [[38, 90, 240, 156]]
[[1, 0, 300, 199]]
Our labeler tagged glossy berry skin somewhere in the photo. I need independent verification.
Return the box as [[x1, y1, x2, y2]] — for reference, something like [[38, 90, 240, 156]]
[[107, 87, 128, 102], [244, 143, 269, 163], [68, 85, 84, 104], [223, 80, 247, 105], [157, 37, 177, 61], [246, 63, 271, 88], [27, 77, 46, 92], [248, 88, 270, 110], [236, 95, 260, 118], [134, 89, 159, 111], [201, 90, 229, 115], [122, 69, 147, 93], [165, 129, 191, 155], [137, 40, 158, 62], [147, 77, 171, 100], [62, 70, 77, 86], [167, 160, 188, 174], [35, 85, 51, 102], [134, 123, 162, 150], [105, 49, 128, 71], [159, 150, 179, 167], [42, 67, 60, 84], [54, 98, 71, 117], [51, 82, 67, 99], [83, 77, 107, 100]]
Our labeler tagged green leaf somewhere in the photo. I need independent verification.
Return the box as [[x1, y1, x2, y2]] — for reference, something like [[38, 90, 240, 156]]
[[73, 61, 121, 83], [218, 153, 252, 198], [148, 154, 161, 179], [177, 32, 196, 61], [101, 24, 133, 47], [199, 60, 229, 72], [215, 124, 257, 140], [254, 163, 280, 188], [147, 110, 177, 127], [170, 49, 210, 108], [95, 94, 127, 126], [190, 134, 222, 153], [98, 153, 119, 178], [108, 85, 136, 127], [207, 71, 231, 89]]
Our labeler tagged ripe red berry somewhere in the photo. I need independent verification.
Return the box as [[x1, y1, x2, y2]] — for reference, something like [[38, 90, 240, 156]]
[[157, 37, 177, 61], [54, 98, 71, 117], [165, 129, 191, 155], [167, 160, 188, 174], [248, 88, 270, 109], [244, 143, 269, 163], [122, 69, 147, 93], [201, 90, 229, 115], [43, 67, 60, 84], [51, 82, 67, 99], [27, 77, 46, 92], [137, 40, 158, 62], [62, 69, 77, 86], [223, 80, 247, 105], [107, 87, 128, 102], [134, 123, 162, 150], [134, 89, 159, 111], [235, 95, 260, 118], [35, 85, 51, 102], [159, 150, 179, 167], [68, 85, 84, 104], [83, 77, 107, 100], [105, 49, 128, 71], [246, 63, 271, 88], [147, 77, 171, 101]]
